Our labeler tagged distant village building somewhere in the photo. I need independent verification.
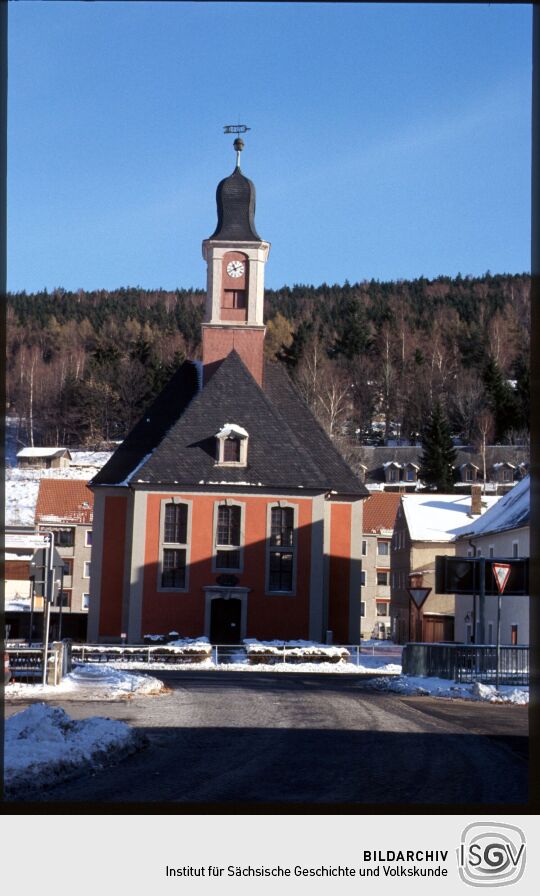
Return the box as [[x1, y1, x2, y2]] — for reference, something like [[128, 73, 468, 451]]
[[390, 488, 500, 643], [361, 493, 401, 640], [16, 447, 72, 469], [453, 476, 530, 646], [4, 533, 48, 638], [358, 445, 528, 493], [88, 139, 368, 645]]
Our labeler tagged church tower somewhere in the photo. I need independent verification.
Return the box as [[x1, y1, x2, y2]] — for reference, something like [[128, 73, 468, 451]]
[[201, 136, 270, 385]]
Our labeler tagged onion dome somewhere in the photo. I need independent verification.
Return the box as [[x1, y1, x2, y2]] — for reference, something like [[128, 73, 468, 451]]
[[208, 141, 261, 241]]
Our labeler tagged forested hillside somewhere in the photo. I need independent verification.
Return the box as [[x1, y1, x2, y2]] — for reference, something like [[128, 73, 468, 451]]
[[7, 272, 530, 451]]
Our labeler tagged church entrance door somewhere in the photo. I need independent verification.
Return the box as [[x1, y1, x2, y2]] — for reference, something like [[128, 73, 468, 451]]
[[210, 595, 242, 644]]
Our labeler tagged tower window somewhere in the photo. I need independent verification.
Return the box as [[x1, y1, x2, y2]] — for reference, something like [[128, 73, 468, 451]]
[[222, 289, 246, 309]]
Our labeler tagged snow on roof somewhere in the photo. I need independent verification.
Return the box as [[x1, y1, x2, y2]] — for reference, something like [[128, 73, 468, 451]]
[[383, 461, 401, 468], [492, 461, 515, 469], [453, 476, 529, 539], [401, 492, 501, 542], [6, 466, 99, 526], [17, 447, 71, 458], [216, 423, 249, 439]]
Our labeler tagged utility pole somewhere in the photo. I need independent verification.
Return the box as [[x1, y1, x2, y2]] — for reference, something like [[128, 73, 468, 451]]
[[478, 557, 486, 645], [41, 532, 54, 686]]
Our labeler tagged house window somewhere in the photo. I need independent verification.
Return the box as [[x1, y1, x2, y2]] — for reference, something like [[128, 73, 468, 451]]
[[388, 468, 398, 482], [54, 590, 71, 608], [512, 541, 519, 558], [82, 593, 90, 610], [83, 561, 91, 578], [511, 624, 518, 645], [62, 559, 73, 577], [360, 601, 365, 617], [502, 468, 511, 482], [362, 540, 367, 556], [376, 601, 389, 617], [85, 530, 93, 547], [361, 570, 366, 586], [465, 467, 473, 482], [50, 528, 74, 548], [160, 501, 189, 590], [268, 506, 295, 592], [406, 468, 415, 482], [377, 541, 389, 556], [489, 545, 494, 559], [216, 504, 242, 570], [377, 571, 389, 586]]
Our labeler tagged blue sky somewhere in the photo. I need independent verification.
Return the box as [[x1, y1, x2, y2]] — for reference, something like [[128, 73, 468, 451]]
[[8, 2, 532, 292]]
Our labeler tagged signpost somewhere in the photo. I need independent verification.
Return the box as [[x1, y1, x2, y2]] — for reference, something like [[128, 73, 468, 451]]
[[407, 587, 431, 642], [493, 562, 511, 689]]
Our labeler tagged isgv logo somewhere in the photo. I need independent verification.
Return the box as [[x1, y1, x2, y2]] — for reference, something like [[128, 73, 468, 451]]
[[457, 823, 526, 887]]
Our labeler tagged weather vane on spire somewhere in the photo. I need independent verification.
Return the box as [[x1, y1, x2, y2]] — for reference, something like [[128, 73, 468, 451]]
[[223, 124, 251, 167]]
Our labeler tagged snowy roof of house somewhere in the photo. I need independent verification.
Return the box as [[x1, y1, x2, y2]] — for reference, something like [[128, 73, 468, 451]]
[[35, 479, 94, 525], [453, 476, 529, 539], [17, 447, 71, 459], [363, 492, 401, 534], [92, 352, 368, 496], [401, 492, 501, 543]]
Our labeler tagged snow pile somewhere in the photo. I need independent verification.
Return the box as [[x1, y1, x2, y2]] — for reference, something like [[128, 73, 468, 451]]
[[365, 674, 529, 704], [6, 664, 166, 701], [4, 703, 144, 798]]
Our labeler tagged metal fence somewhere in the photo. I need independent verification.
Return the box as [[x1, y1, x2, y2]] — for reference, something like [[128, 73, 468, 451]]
[[6, 641, 71, 685], [402, 642, 529, 686], [71, 643, 401, 668]]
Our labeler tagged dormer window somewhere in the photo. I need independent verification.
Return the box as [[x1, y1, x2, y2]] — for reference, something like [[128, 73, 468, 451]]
[[216, 423, 248, 466]]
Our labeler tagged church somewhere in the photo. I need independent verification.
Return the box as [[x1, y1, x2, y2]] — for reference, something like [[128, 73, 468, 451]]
[[88, 137, 368, 645]]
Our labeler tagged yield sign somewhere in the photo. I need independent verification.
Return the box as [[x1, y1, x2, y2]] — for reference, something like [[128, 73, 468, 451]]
[[492, 563, 511, 594], [408, 587, 431, 608]]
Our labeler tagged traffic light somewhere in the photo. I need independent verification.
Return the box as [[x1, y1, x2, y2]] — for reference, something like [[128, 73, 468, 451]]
[[435, 556, 528, 595]]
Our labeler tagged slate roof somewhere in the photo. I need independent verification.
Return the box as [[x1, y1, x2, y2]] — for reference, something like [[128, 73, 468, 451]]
[[208, 166, 261, 241], [92, 352, 367, 496]]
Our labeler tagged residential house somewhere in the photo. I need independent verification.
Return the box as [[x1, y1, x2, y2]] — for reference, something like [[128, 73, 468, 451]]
[[88, 139, 368, 645], [35, 479, 94, 641], [17, 447, 72, 469], [361, 492, 401, 640], [4, 532, 48, 639], [452, 475, 529, 645], [390, 487, 500, 643]]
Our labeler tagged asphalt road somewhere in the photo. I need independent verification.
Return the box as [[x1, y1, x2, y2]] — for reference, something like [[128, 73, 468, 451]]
[[6, 672, 528, 806]]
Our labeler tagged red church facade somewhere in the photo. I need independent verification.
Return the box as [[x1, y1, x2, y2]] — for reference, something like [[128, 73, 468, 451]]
[[88, 139, 367, 645]]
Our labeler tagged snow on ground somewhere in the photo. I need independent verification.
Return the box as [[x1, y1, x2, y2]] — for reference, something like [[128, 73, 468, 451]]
[[4, 703, 144, 798], [365, 674, 528, 704], [5, 664, 166, 701]]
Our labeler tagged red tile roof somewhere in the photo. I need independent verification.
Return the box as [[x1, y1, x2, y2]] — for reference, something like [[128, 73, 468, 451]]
[[363, 492, 401, 534], [35, 479, 94, 525]]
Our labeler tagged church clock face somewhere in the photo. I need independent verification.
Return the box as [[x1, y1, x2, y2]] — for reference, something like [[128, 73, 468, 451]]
[[226, 260, 245, 278]]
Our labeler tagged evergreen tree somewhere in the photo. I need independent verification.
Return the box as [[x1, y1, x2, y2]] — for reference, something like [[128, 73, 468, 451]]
[[419, 402, 457, 491]]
